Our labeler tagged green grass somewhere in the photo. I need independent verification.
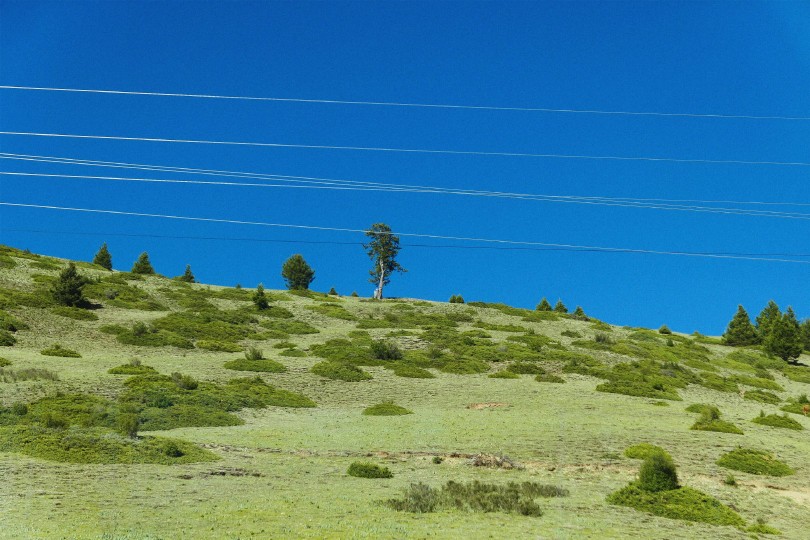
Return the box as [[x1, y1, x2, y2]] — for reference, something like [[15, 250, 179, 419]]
[[40, 344, 82, 358], [716, 448, 795, 477], [489, 370, 520, 379], [362, 402, 413, 416]]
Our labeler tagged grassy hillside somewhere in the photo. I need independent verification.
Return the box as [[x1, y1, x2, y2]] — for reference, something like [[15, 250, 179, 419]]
[[0, 244, 808, 539]]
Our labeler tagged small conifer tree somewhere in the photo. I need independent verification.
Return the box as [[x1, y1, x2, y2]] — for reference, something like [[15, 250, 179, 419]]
[[253, 284, 269, 310], [764, 310, 804, 363], [351, 291, 359, 297], [51, 262, 90, 307], [131, 252, 155, 274], [801, 319, 810, 352], [756, 300, 781, 341], [92, 242, 113, 270], [658, 325, 672, 335], [553, 300, 568, 314], [177, 265, 195, 283], [637, 452, 679, 492], [449, 295, 465, 304], [280, 254, 315, 290], [536, 298, 552, 311], [723, 305, 759, 346], [572, 306, 588, 320], [328, 287, 338, 296]]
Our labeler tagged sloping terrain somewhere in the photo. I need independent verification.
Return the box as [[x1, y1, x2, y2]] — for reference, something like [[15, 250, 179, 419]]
[[0, 244, 808, 539]]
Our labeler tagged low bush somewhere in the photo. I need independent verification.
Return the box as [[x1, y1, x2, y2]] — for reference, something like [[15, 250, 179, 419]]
[[84, 278, 165, 311], [347, 461, 393, 478], [752, 412, 803, 431], [50, 306, 99, 321], [41, 344, 81, 358], [115, 322, 194, 349], [560, 330, 582, 338], [624, 443, 669, 460], [311, 361, 372, 381], [716, 448, 794, 476], [638, 452, 680, 492], [489, 370, 520, 379], [506, 362, 546, 375], [223, 358, 286, 373], [606, 484, 745, 527], [0, 357, 10, 367], [389, 362, 434, 378], [0, 310, 29, 332], [691, 416, 743, 435], [535, 373, 565, 383], [596, 380, 681, 401], [279, 349, 306, 357], [743, 390, 782, 405], [387, 480, 568, 516], [0, 330, 16, 346], [196, 340, 243, 352], [363, 402, 413, 416], [0, 367, 59, 383], [108, 360, 157, 375]]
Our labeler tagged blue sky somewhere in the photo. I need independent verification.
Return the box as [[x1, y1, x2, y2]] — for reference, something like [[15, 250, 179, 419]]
[[1, 1, 808, 334]]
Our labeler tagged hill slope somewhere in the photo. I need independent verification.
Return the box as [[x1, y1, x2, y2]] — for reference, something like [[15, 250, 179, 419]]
[[0, 244, 808, 539]]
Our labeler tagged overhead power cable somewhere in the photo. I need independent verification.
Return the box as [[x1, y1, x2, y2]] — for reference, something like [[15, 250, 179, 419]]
[[1, 131, 809, 167], [3, 170, 810, 221], [2, 85, 809, 121], [3, 152, 809, 208], [1, 201, 809, 264], [4, 227, 810, 258]]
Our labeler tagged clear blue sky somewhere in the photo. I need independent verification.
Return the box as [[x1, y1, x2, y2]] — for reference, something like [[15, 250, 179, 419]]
[[1, 1, 808, 334]]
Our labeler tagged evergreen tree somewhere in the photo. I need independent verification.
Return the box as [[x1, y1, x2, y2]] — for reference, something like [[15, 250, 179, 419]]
[[764, 312, 804, 363], [722, 305, 759, 346], [800, 319, 810, 352], [252, 284, 269, 310], [281, 254, 315, 290], [328, 287, 338, 296], [177, 265, 195, 283], [51, 262, 90, 307], [756, 300, 781, 341], [92, 242, 112, 270], [536, 298, 552, 311], [553, 300, 568, 314], [131, 252, 155, 274], [363, 223, 405, 299], [572, 306, 588, 320]]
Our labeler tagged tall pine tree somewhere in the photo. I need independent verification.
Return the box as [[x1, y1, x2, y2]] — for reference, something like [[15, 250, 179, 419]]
[[800, 319, 810, 353], [131, 252, 155, 274], [553, 300, 568, 314], [756, 300, 781, 341], [764, 311, 804, 363], [536, 298, 552, 311], [722, 305, 759, 346], [92, 242, 112, 270], [51, 262, 90, 307]]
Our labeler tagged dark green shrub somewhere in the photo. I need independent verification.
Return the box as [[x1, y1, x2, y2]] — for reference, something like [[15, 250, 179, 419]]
[[328, 287, 338, 296], [176, 265, 195, 283], [535, 298, 552, 311], [594, 333, 615, 345], [752, 412, 803, 430], [253, 284, 269, 310], [716, 448, 794, 476], [279, 348, 306, 357], [0, 330, 16, 346], [370, 340, 403, 361], [117, 413, 140, 438], [41, 344, 81, 358], [223, 358, 286, 373], [638, 453, 679, 492], [351, 291, 359, 297], [347, 461, 393, 478], [108, 359, 157, 375], [606, 484, 744, 527], [572, 306, 588, 321], [0, 357, 10, 367], [561, 330, 582, 338], [449, 295, 465, 304], [171, 372, 198, 390], [722, 474, 737, 487], [658, 325, 672, 335], [432, 456, 444, 464], [311, 361, 372, 381], [51, 262, 90, 307], [362, 402, 412, 416], [624, 444, 669, 460], [92, 243, 113, 270], [535, 373, 565, 383], [245, 347, 264, 360], [506, 362, 545, 375], [0, 310, 28, 332]]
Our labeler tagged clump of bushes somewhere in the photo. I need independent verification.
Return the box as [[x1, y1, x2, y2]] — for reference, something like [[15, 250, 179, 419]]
[[111, 322, 193, 349], [607, 449, 745, 527], [0, 367, 59, 383], [448, 295, 464, 304], [752, 412, 803, 431], [535, 373, 565, 383], [311, 360, 372, 381], [688, 405, 744, 435], [0, 330, 16, 346], [716, 448, 794, 477], [780, 393, 810, 415], [40, 344, 81, 358], [196, 340, 242, 352], [560, 330, 582, 338], [624, 443, 669, 460], [224, 357, 286, 373], [362, 402, 412, 416], [387, 480, 568, 516], [347, 461, 393, 478], [506, 362, 546, 375]]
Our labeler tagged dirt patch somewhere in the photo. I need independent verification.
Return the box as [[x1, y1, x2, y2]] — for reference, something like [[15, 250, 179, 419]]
[[469, 453, 524, 469], [466, 402, 509, 410]]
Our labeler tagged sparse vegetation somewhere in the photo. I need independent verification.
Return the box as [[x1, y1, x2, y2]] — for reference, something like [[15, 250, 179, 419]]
[[362, 402, 412, 416], [40, 344, 82, 358], [716, 448, 794, 476]]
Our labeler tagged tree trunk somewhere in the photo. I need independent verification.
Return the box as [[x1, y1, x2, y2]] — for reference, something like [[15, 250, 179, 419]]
[[376, 260, 386, 299]]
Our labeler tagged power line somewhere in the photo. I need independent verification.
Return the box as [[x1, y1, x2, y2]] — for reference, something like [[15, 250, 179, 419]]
[[1, 201, 809, 264], [2, 85, 809, 121], [4, 170, 810, 220], [2, 131, 810, 167], [4, 227, 810, 258], [3, 152, 809, 208]]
